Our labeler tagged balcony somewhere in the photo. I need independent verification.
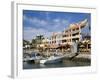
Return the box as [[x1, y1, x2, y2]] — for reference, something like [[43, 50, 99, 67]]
[[71, 30, 80, 34]]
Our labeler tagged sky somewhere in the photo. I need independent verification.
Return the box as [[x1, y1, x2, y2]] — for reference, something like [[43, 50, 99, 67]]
[[23, 10, 91, 41]]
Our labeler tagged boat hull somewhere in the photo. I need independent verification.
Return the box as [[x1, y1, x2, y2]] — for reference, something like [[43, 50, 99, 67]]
[[45, 58, 62, 64], [40, 56, 63, 64]]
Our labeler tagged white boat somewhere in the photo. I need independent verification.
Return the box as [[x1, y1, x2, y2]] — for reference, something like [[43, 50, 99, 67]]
[[40, 55, 64, 64]]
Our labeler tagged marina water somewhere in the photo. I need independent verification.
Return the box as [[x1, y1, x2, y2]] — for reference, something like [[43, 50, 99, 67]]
[[23, 58, 90, 69]]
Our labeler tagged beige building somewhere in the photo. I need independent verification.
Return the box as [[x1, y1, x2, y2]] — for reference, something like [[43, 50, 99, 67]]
[[41, 19, 88, 49], [49, 19, 88, 46]]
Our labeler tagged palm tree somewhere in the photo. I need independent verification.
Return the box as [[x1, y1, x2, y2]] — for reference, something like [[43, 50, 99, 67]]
[[23, 40, 30, 49], [31, 35, 44, 49], [23, 40, 29, 46], [35, 35, 44, 44]]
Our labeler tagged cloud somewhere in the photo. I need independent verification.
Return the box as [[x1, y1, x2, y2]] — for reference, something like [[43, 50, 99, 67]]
[[23, 27, 53, 41], [23, 15, 70, 41], [23, 15, 48, 29], [51, 18, 69, 31]]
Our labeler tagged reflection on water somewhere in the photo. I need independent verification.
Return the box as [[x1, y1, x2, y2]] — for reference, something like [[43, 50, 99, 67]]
[[23, 59, 90, 69]]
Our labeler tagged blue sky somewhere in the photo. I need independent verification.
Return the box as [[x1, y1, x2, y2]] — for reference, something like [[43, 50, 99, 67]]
[[23, 10, 91, 41]]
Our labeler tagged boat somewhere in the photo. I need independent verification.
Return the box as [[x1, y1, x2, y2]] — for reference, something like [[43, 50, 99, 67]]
[[40, 55, 64, 64], [23, 52, 42, 62]]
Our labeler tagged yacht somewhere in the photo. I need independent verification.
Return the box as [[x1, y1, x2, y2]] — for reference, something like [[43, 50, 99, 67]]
[[40, 55, 64, 64]]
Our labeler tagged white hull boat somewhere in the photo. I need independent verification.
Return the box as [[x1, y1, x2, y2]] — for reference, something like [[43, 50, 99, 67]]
[[40, 55, 64, 64]]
